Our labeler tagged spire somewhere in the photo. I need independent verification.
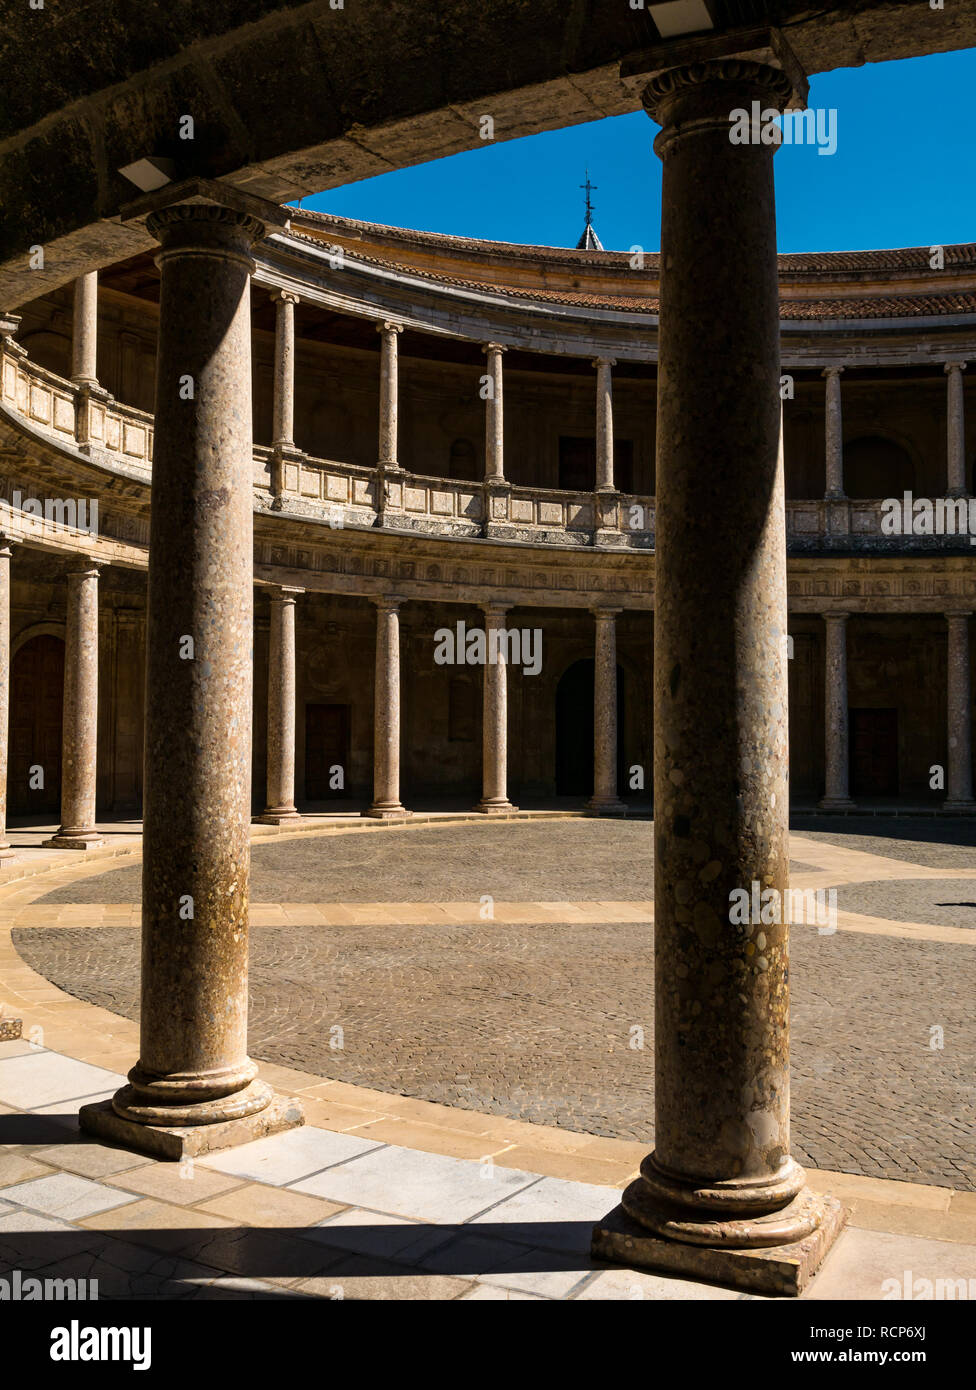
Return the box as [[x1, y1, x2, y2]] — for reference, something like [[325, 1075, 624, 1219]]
[[576, 169, 604, 251]]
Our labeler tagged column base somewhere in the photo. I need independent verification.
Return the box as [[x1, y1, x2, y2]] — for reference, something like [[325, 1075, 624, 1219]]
[[0, 1017, 23, 1041], [42, 830, 105, 850], [79, 1091, 304, 1162], [362, 804, 412, 821], [816, 797, 855, 811], [591, 1189, 846, 1297], [585, 797, 627, 816], [473, 798, 519, 815], [943, 798, 976, 812], [0, 844, 17, 860], [255, 809, 303, 826]]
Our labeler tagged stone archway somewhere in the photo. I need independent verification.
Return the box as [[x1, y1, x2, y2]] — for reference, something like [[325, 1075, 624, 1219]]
[[9, 632, 64, 816]]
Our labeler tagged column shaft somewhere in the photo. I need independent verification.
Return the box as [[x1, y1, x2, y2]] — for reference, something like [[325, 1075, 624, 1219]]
[[271, 292, 298, 449], [44, 565, 104, 849], [820, 613, 854, 809], [0, 541, 16, 858], [483, 345, 505, 481], [378, 323, 402, 468], [586, 609, 625, 814], [364, 599, 408, 818], [946, 363, 968, 498], [259, 587, 302, 823], [71, 272, 99, 386], [823, 366, 845, 499], [594, 358, 616, 491], [475, 605, 517, 813], [115, 203, 269, 1127], [945, 611, 974, 808]]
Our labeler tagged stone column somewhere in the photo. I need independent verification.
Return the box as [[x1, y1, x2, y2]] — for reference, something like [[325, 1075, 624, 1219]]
[[483, 344, 506, 481], [474, 604, 517, 814], [945, 362, 968, 498], [377, 322, 402, 468], [945, 611, 975, 810], [822, 366, 845, 500], [364, 597, 409, 819], [594, 358, 616, 492], [271, 290, 299, 450], [593, 59, 843, 1296], [42, 563, 104, 850], [586, 608, 625, 814], [82, 200, 302, 1150], [819, 612, 855, 809], [0, 538, 17, 860], [258, 586, 303, 824], [71, 272, 99, 387]]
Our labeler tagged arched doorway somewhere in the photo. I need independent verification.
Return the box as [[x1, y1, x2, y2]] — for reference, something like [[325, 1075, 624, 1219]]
[[10, 634, 64, 815], [555, 658, 625, 796]]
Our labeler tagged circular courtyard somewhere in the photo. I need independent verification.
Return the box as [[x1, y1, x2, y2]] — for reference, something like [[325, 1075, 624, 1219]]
[[11, 817, 976, 1191]]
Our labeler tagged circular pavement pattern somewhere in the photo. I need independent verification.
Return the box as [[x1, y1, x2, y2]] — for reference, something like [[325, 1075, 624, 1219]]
[[14, 818, 976, 1191]]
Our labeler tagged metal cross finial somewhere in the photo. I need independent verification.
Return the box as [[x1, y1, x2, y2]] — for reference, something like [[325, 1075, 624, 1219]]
[[580, 170, 597, 226]]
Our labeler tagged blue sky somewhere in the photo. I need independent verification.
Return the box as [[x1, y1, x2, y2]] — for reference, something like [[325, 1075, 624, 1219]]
[[300, 49, 975, 254]]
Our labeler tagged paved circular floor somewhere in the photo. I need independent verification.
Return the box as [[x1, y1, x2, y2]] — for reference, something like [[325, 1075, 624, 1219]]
[[13, 818, 976, 1191]]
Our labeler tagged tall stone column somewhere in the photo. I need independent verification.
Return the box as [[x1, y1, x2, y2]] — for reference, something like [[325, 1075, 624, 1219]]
[[819, 611, 855, 809], [258, 586, 303, 824], [586, 608, 625, 814], [0, 538, 17, 860], [594, 358, 616, 492], [271, 290, 299, 449], [593, 58, 843, 1296], [945, 362, 968, 498], [364, 597, 409, 819], [377, 322, 402, 468], [71, 272, 99, 387], [483, 344, 506, 481], [474, 604, 517, 814], [43, 563, 104, 850], [822, 366, 845, 500], [82, 199, 302, 1152], [945, 610, 975, 810]]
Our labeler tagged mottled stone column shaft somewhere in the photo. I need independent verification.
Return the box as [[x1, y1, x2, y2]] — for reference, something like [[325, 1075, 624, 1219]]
[[820, 612, 854, 809], [377, 322, 402, 467], [71, 272, 99, 386], [475, 604, 517, 813], [44, 564, 104, 850], [483, 344, 506, 481], [945, 611, 974, 808], [617, 61, 833, 1259], [116, 202, 270, 1126], [259, 586, 302, 823], [822, 366, 845, 500], [586, 608, 625, 814], [364, 598, 408, 818], [594, 358, 616, 491], [271, 291, 299, 448], [946, 362, 968, 498], [0, 540, 16, 858]]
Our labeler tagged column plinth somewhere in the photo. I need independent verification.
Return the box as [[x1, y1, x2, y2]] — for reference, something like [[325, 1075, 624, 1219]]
[[592, 58, 843, 1296], [364, 597, 410, 819], [257, 586, 303, 825], [0, 539, 18, 859], [944, 610, 975, 810], [585, 607, 626, 814], [474, 604, 517, 814], [819, 611, 855, 809], [81, 199, 303, 1153], [43, 563, 104, 850]]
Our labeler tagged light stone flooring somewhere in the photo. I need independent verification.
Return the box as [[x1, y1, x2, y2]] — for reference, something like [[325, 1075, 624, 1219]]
[[3, 1040, 976, 1300]]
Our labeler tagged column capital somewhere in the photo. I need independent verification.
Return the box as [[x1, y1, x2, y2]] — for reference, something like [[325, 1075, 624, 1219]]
[[482, 602, 511, 622], [823, 609, 850, 622], [372, 594, 404, 613], [593, 357, 616, 370], [66, 559, 105, 578], [146, 203, 266, 262], [483, 342, 507, 356], [592, 606, 622, 620], [641, 57, 796, 142], [821, 365, 845, 379], [270, 288, 300, 306], [0, 533, 20, 554], [945, 360, 968, 375], [945, 609, 972, 621], [377, 320, 403, 336], [268, 584, 304, 601]]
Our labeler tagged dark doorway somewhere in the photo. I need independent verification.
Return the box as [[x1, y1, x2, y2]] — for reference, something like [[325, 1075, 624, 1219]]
[[555, 658, 625, 796], [305, 703, 350, 800], [557, 437, 634, 493], [10, 634, 64, 815], [850, 707, 899, 797]]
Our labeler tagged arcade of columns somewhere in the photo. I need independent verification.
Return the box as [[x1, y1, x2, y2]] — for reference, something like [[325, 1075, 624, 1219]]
[[0, 57, 968, 1293]]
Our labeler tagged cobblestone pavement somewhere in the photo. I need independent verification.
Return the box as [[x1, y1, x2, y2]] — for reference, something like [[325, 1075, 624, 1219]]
[[13, 817, 976, 1191], [836, 878, 976, 929], [793, 817, 976, 870]]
